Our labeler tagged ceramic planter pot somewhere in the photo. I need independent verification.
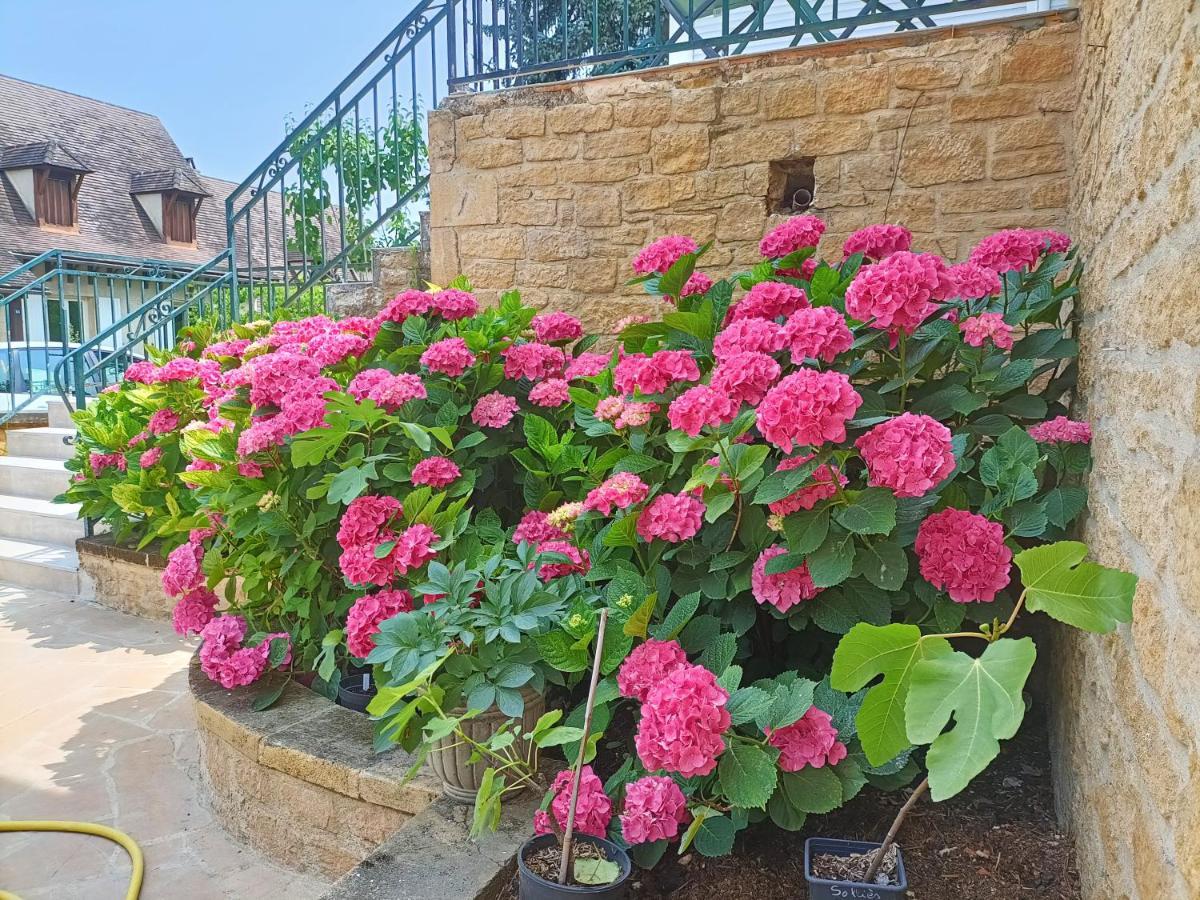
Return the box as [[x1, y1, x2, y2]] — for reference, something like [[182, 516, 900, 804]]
[[428, 688, 545, 803], [517, 834, 631, 899], [337, 672, 376, 713], [804, 837, 907, 899]]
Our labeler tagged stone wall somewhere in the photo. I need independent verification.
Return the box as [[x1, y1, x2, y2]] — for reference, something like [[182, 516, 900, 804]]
[[77, 536, 169, 620], [1051, 3, 1200, 899], [428, 12, 1078, 331]]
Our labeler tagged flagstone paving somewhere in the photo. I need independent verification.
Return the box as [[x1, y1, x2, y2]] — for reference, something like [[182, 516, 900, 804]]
[[0, 584, 331, 899]]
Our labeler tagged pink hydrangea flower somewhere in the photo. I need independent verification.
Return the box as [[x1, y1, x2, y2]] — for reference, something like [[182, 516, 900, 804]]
[[89, 452, 127, 476], [564, 352, 611, 381], [308, 331, 369, 367], [123, 360, 157, 383], [472, 392, 519, 428], [621, 776, 689, 845], [203, 338, 252, 360], [503, 342, 566, 381], [760, 216, 826, 258], [139, 447, 163, 468], [618, 639, 690, 702], [856, 413, 956, 498], [612, 313, 653, 333], [162, 540, 205, 598], [198, 616, 291, 690], [633, 235, 699, 275], [637, 493, 705, 543], [421, 337, 476, 377], [595, 396, 625, 422], [678, 272, 714, 300], [915, 508, 1012, 602], [529, 378, 570, 407], [668, 384, 740, 437], [946, 261, 1002, 299], [377, 289, 433, 324], [766, 707, 848, 771], [584, 472, 650, 516], [615, 401, 659, 430], [757, 370, 863, 452], [533, 810, 554, 836], [430, 288, 479, 320], [768, 454, 847, 516], [713, 317, 786, 361], [710, 351, 781, 407], [391, 524, 439, 574], [730, 281, 808, 322], [960, 313, 1014, 350], [148, 409, 180, 435], [171, 588, 219, 636], [752, 546, 821, 611], [969, 229, 1068, 273], [152, 357, 222, 386], [238, 461, 264, 478], [337, 496, 402, 551], [533, 540, 590, 580], [411, 456, 461, 488], [782, 306, 855, 364], [345, 589, 414, 658], [1038, 230, 1071, 253], [512, 510, 567, 546], [842, 224, 913, 260], [531, 311, 583, 343], [348, 370, 427, 412], [544, 766, 612, 838], [635, 664, 731, 777], [844, 251, 954, 335], [614, 350, 701, 397], [1028, 416, 1091, 444]]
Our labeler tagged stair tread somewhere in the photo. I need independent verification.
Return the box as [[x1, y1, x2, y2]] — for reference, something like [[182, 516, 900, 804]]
[[0, 455, 69, 471], [0, 493, 80, 518], [18, 426, 76, 437], [0, 536, 78, 570]]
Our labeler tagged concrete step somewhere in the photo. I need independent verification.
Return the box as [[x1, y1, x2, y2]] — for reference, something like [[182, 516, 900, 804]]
[[0, 536, 79, 595], [0, 494, 85, 544], [45, 398, 75, 430], [0, 456, 71, 502], [6, 426, 76, 461]]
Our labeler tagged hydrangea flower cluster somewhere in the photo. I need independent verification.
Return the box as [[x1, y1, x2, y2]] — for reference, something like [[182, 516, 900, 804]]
[[969, 228, 1069, 273], [766, 707, 848, 771], [162, 539, 205, 598], [635, 663, 731, 777], [471, 392, 519, 428], [614, 350, 701, 396], [148, 409, 180, 435], [620, 776, 689, 845], [781, 306, 854, 364], [667, 384, 739, 436], [198, 615, 291, 690], [583, 472, 650, 516], [710, 351, 781, 406], [752, 545, 821, 611], [767, 454, 847, 516], [856, 413, 956, 498], [946, 261, 1002, 299], [503, 342, 566, 381], [531, 311, 583, 343], [345, 589, 414, 659], [730, 280, 808, 322], [842, 224, 912, 260], [512, 510, 567, 545], [1029, 416, 1092, 444], [336, 495, 438, 587], [632, 235, 699, 275], [528, 379, 570, 407], [844, 251, 954, 336], [617, 638, 689, 702], [712, 317, 786, 360], [411, 456, 461, 488], [564, 352, 610, 381], [757, 369, 862, 452], [347, 369, 427, 411], [171, 587, 219, 636], [637, 492, 705, 543], [532, 540, 590, 580], [915, 508, 1012, 602], [960, 313, 1014, 350], [420, 337, 476, 377], [760, 215, 826, 258], [533, 766, 612, 839]]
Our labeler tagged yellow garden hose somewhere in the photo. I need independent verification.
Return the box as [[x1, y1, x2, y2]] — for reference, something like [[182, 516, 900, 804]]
[[0, 821, 144, 900]]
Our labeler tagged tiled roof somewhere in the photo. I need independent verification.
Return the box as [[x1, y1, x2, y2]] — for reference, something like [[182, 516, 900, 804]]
[[130, 167, 211, 196], [0, 140, 92, 172]]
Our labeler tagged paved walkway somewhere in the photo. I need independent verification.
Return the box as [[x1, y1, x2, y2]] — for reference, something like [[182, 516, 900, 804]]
[[0, 584, 330, 899]]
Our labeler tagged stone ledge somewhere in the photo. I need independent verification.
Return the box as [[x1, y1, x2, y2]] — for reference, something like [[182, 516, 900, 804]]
[[190, 657, 441, 877], [77, 534, 170, 620]]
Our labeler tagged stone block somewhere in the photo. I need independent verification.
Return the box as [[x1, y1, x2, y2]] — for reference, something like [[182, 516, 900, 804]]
[[457, 138, 523, 169], [673, 90, 718, 122], [456, 225, 525, 260], [522, 138, 578, 161], [581, 129, 652, 159], [999, 33, 1076, 84], [622, 177, 675, 212], [483, 106, 545, 138], [547, 103, 613, 133], [429, 172, 498, 227], [1031, 177, 1069, 209], [561, 158, 643, 183], [574, 187, 622, 227], [892, 61, 962, 91], [716, 198, 767, 241], [993, 117, 1064, 152], [991, 146, 1067, 180], [525, 227, 590, 262], [937, 186, 1025, 214], [499, 199, 558, 226], [794, 121, 873, 156], [899, 129, 987, 187], [950, 86, 1037, 121], [762, 80, 817, 120], [721, 84, 760, 116], [651, 126, 710, 174], [822, 68, 889, 114], [613, 96, 671, 127], [711, 127, 793, 168]]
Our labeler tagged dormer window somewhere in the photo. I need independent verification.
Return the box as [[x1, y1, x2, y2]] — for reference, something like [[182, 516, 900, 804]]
[[0, 141, 92, 231], [130, 168, 210, 245]]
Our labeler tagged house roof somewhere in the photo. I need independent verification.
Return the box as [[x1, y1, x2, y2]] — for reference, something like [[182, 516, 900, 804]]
[[0, 74, 285, 278], [0, 140, 92, 173]]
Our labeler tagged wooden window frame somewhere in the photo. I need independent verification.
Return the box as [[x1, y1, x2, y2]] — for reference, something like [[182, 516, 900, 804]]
[[162, 190, 200, 245], [33, 166, 82, 229]]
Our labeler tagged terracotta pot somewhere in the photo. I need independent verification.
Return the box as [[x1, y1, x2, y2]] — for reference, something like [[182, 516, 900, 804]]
[[428, 688, 546, 803]]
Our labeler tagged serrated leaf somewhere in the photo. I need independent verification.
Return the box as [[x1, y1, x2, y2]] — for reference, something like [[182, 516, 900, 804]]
[[1043, 486, 1087, 529], [810, 586, 892, 635], [906, 638, 1036, 800], [718, 742, 778, 810], [783, 508, 829, 555], [693, 813, 736, 857], [754, 458, 820, 505], [698, 632, 737, 675], [623, 592, 658, 638], [652, 592, 700, 641], [761, 679, 816, 731], [726, 686, 773, 726], [854, 540, 909, 591], [775, 766, 843, 814], [807, 530, 856, 588], [536, 631, 590, 672], [1003, 500, 1048, 538], [1014, 541, 1137, 633]]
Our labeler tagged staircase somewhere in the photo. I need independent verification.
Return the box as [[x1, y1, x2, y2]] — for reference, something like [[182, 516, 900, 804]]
[[0, 399, 85, 595]]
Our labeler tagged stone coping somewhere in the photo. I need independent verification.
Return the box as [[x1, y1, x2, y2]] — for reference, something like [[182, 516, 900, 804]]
[[77, 533, 166, 568]]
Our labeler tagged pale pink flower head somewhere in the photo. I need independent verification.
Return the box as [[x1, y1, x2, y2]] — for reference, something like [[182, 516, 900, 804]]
[[635, 664, 731, 777], [148, 409, 180, 435], [710, 351, 781, 407], [421, 337, 476, 377], [564, 352, 611, 381], [171, 588, 219, 636], [768, 454, 847, 516], [960, 313, 1014, 350], [531, 311, 583, 343], [615, 401, 659, 430], [612, 313, 653, 334], [528, 378, 570, 407], [637, 492, 705, 543], [377, 289, 434, 324], [713, 317, 786, 361], [730, 281, 809, 322], [752, 545, 821, 611], [614, 350, 701, 396], [668, 384, 740, 437], [843, 224, 913, 261], [411, 456, 461, 488], [633, 235, 699, 275], [584, 472, 650, 516], [139, 447, 164, 468], [547, 766, 612, 838], [782, 306, 854, 365], [946, 261, 1002, 299], [471, 392, 519, 428], [618, 639, 689, 702], [621, 776, 690, 845], [308, 331, 369, 367], [1037, 230, 1071, 254], [969, 229, 1065, 274], [594, 396, 625, 422], [345, 589, 414, 658], [757, 369, 863, 453], [430, 288, 479, 320], [766, 707, 848, 771], [844, 251, 953, 335], [532, 540, 590, 580], [162, 540, 205, 598], [915, 508, 1012, 602], [856, 413, 956, 498], [760, 216, 826, 258], [512, 510, 567, 546], [1028, 416, 1091, 444]]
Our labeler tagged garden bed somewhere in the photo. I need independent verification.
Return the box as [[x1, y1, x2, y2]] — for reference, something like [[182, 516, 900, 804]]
[[76, 534, 171, 620]]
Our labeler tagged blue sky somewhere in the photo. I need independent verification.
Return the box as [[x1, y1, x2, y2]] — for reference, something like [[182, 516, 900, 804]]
[[0, 0, 414, 183]]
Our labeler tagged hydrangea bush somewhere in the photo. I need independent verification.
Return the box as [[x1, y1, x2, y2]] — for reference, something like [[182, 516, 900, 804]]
[[73, 216, 1135, 864]]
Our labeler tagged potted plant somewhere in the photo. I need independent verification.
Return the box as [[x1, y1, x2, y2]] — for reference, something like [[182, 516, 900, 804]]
[[337, 666, 376, 713]]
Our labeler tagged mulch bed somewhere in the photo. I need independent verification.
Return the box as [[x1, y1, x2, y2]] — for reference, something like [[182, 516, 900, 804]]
[[497, 712, 1079, 899]]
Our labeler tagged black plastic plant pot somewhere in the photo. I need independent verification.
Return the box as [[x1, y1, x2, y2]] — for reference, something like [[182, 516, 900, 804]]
[[804, 838, 908, 900], [336, 672, 376, 714], [517, 834, 632, 900]]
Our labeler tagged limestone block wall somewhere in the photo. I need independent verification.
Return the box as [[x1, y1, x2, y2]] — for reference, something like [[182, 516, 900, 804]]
[[1051, 2, 1200, 898], [76, 536, 169, 620], [428, 12, 1078, 331]]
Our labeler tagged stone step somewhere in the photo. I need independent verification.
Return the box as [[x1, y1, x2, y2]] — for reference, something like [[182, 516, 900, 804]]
[[0, 493, 85, 545], [6, 426, 77, 461], [0, 456, 71, 502], [45, 398, 75, 430], [0, 536, 80, 595]]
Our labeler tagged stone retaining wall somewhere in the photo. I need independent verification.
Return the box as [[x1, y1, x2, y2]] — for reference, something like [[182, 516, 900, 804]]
[[190, 659, 440, 878], [428, 12, 1078, 331], [76, 535, 170, 621]]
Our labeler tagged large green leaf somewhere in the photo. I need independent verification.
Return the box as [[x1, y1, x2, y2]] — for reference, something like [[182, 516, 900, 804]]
[[1014, 541, 1137, 633], [830, 623, 952, 766], [777, 766, 844, 814], [810, 586, 892, 635], [906, 637, 1036, 800], [833, 488, 897, 536], [718, 742, 778, 810]]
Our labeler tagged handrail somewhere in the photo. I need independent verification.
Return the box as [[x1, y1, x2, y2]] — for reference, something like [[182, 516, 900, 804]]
[[0, 250, 61, 292]]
